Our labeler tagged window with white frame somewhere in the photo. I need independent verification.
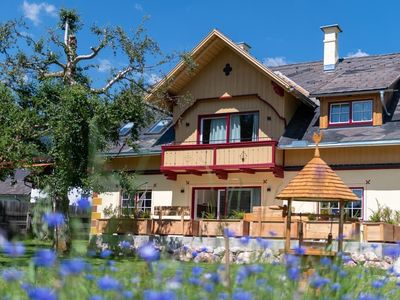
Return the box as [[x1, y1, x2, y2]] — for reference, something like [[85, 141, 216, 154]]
[[329, 100, 373, 125], [319, 188, 363, 219], [121, 190, 152, 215]]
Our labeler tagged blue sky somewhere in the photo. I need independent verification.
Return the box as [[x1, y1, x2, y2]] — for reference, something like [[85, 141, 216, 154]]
[[1, 0, 399, 82]]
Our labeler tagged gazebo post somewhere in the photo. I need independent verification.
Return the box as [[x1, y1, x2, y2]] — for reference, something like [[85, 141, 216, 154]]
[[284, 199, 292, 253], [338, 200, 345, 253]]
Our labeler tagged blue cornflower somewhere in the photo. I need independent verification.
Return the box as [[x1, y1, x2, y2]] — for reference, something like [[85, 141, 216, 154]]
[[224, 228, 235, 238], [256, 237, 269, 248], [119, 240, 131, 249], [232, 290, 253, 300], [2, 268, 23, 282], [203, 282, 214, 293], [142, 290, 177, 300], [358, 293, 381, 300], [287, 267, 300, 281], [383, 245, 400, 258], [268, 230, 277, 237], [285, 254, 299, 267], [191, 251, 198, 258], [247, 264, 263, 274], [43, 212, 64, 228], [189, 276, 201, 285], [294, 246, 306, 255], [123, 291, 134, 299], [60, 258, 86, 276], [371, 280, 385, 289], [309, 275, 330, 289], [199, 246, 208, 253], [320, 257, 331, 266], [26, 287, 57, 300], [331, 282, 341, 291], [89, 296, 103, 300], [2, 241, 25, 257], [85, 274, 95, 281], [240, 236, 250, 245], [218, 292, 229, 300], [236, 267, 249, 285], [33, 249, 56, 268], [192, 266, 203, 276], [77, 197, 91, 211], [138, 243, 159, 262], [100, 249, 112, 258], [97, 275, 119, 291]]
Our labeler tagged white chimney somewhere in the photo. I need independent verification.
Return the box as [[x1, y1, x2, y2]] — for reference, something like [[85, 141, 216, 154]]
[[321, 24, 342, 71], [237, 42, 251, 53]]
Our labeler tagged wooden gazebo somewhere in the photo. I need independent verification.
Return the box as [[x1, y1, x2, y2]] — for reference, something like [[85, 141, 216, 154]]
[[276, 133, 358, 254]]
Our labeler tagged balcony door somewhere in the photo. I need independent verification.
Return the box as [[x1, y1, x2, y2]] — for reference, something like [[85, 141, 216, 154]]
[[193, 187, 261, 219]]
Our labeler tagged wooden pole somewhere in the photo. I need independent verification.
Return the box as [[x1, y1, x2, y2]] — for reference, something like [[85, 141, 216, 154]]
[[338, 200, 345, 253], [284, 199, 292, 253]]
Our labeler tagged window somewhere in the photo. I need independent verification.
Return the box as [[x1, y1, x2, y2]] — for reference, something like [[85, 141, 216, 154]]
[[119, 122, 134, 136], [319, 188, 363, 219], [147, 119, 170, 134], [121, 190, 152, 215], [329, 100, 373, 125], [199, 112, 259, 144], [193, 187, 261, 219]]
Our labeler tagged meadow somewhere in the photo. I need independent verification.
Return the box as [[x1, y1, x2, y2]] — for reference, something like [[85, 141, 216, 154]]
[[1, 237, 400, 300]]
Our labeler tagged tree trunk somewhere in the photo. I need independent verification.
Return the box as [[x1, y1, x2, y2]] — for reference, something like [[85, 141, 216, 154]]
[[54, 192, 72, 254]]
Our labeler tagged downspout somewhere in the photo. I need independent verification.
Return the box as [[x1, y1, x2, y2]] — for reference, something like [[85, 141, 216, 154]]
[[380, 90, 391, 116]]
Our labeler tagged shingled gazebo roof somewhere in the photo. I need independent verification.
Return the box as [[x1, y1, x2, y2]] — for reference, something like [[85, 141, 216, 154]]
[[276, 133, 358, 202]]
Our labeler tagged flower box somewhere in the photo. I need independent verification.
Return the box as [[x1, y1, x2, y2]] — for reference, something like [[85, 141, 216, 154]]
[[249, 220, 298, 238], [363, 222, 394, 242], [199, 220, 250, 237], [97, 218, 151, 235], [303, 221, 360, 240], [151, 219, 200, 236]]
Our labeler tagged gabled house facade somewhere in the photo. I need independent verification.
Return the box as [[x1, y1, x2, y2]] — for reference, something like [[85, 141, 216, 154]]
[[94, 25, 400, 232]]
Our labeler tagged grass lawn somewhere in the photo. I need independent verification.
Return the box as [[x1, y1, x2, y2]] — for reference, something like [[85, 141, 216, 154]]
[[0, 238, 399, 299]]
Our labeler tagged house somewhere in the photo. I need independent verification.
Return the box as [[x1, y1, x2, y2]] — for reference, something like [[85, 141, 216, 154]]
[[93, 25, 400, 234]]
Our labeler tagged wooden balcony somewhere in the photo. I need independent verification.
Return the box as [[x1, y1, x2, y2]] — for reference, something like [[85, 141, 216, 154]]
[[160, 141, 282, 180]]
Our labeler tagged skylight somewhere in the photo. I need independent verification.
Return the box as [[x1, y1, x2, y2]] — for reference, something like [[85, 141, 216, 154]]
[[147, 119, 170, 134], [119, 122, 134, 136]]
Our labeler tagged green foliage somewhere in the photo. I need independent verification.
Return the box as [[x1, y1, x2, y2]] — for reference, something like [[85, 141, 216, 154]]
[[30, 192, 52, 240], [58, 8, 82, 32], [103, 204, 119, 218], [369, 200, 400, 224], [229, 210, 246, 220]]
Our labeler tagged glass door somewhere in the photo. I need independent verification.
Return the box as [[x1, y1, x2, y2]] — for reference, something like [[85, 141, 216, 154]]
[[194, 188, 226, 219]]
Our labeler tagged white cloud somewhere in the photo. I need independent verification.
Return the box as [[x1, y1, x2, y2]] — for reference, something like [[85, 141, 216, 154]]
[[263, 56, 288, 67], [346, 49, 369, 58], [98, 59, 112, 73], [22, 1, 56, 26], [134, 3, 143, 11]]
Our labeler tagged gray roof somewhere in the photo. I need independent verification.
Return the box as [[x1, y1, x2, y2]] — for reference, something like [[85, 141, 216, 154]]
[[0, 169, 31, 196], [279, 89, 400, 148], [105, 106, 174, 157], [272, 53, 400, 96]]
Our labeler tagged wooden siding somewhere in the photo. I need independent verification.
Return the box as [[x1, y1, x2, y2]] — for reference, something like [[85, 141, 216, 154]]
[[319, 93, 382, 129], [284, 146, 400, 167], [163, 149, 213, 167], [107, 155, 161, 171], [175, 96, 283, 145], [216, 145, 273, 166]]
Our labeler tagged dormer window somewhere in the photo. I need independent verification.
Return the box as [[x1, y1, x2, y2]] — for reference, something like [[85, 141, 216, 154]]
[[329, 100, 373, 126], [147, 119, 170, 134]]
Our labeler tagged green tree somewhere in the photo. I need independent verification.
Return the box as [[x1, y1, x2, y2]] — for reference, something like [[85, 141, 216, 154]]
[[0, 9, 168, 252]]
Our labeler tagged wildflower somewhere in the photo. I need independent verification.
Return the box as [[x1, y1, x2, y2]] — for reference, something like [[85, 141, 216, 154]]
[[33, 249, 56, 268], [2, 268, 23, 282], [191, 251, 198, 258], [203, 282, 214, 293], [2, 241, 25, 257], [60, 258, 86, 276], [287, 267, 300, 281], [100, 249, 112, 258], [285, 254, 299, 267], [320, 257, 331, 266], [218, 292, 229, 300], [358, 293, 381, 300], [383, 245, 400, 258], [26, 287, 57, 300], [122, 291, 134, 299], [142, 290, 177, 300], [371, 279, 385, 289], [256, 237, 269, 248], [89, 296, 103, 300], [199, 246, 208, 253], [77, 197, 91, 211], [294, 246, 306, 255], [268, 230, 277, 237], [224, 228, 235, 238], [138, 243, 159, 262], [119, 240, 131, 249], [97, 275, 119, 291], [331, 282, 341, 291], [232, 290, 253, 300], [43, 212, 64, 228], [85, 274, 95, 281], [309, 275, 330, 289], [240, 236, 250, 245]]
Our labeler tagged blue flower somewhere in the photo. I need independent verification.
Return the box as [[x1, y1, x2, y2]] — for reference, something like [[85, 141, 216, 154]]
[[371, 280, 385, 289], [232, 290, 253, 300], [256, 237, 269, 248], [287, 267, 300, 281], [309, 275, 330, 289], [358, 293, 381, 300], [203, 282, 214, 293], [294, 246, 306, 255], [100, 249, 112, 258], [2, 268, 23, 282], [60, 258, 86, 276], [191, 251, 198, 258], [240, 236, 250, 245], [122, 291, 134, 299], [119, 240, 131, 249], [33, 249, 56, 268], [268, 230, 277, 237], [97, 275, 119, 291], [43, 212, 64, 228], [218, 292, 229, 300], [223, 228, 235, 237], [383, 245, 400, 258], [77, 197, 91, 211], [189, 276, 201, 285], [2, 241, 25, 257], [85, 274, 95, 281], [331, 282, 341, 291], [285, 254, 299, 267], [142, 290, 177, 300], [138, 243, 159, 262], [26, 287, 57, 300], [89, 296, 103, 300], [192, 266, 203, 276]]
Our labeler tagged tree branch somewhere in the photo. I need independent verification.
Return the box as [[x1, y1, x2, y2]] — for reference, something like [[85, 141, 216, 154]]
[[91, 66, 133, 94], [41, 71, 64, 79]]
